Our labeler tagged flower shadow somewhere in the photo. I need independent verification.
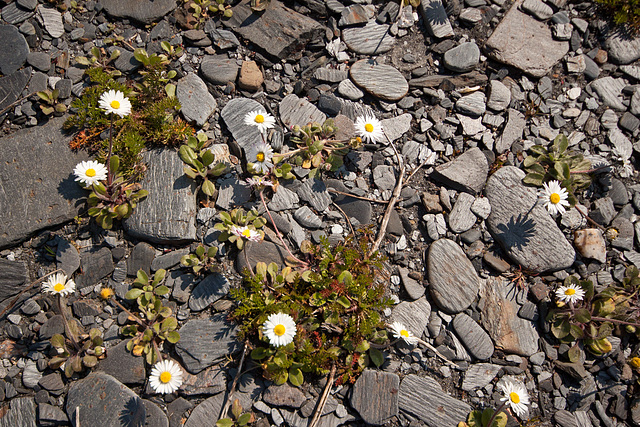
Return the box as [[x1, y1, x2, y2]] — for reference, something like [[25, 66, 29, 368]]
[[494, 213, 536, 252], [118, 397, 146, 427]]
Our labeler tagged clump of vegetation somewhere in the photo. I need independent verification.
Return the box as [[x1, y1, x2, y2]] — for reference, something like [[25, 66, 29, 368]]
[[186, 0, 233, 28], [460, 408, 508, 427], [49, 328, 105, 378], [596, 0, 640, 35], [36, 89, 67, 116], [180, 244, 219, 275], [179, 133, 228, 198], [215, 208, 267, 250], [230, 231, 392, 386], [217, 400, 255, 427]]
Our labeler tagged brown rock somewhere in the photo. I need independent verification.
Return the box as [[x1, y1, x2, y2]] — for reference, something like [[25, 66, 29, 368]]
[[573, 228, 606, 263], [262, 383, 306, 408], [238, 61, 263, 91]]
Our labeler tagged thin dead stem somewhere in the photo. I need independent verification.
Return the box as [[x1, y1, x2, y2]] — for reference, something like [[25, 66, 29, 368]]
[[308, 363, 336, 427], [219, 343, 248, 420], [0, 268, 64, 320]]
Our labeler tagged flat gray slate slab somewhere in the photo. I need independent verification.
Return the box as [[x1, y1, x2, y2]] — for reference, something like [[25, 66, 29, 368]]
[[0, 68, 31, 115], [124, 149, 197, 244], [279, 94, 326, 129], [0, 259, 28, 303], [419, 0, 454, 39], [100, 0, 177, 24], [398, 374, 471, 426], [452, 313, 494, 360], [224, 0, 324, 60], [0, 116, 88, 249], [495, 108, 525, 154], [431, 147, 488, 195], [390, 296, 431, 338], [66, 372, 146, 427], [342, 21, 395, 55], [175, 315, 240, 374], [350, 370, 399, 425], [189, 273, 230, 311], [350, 59, 408, 102], [461, 363, 502, 391], [428, 239, 480, 314], [37, 6, 64, 38], [485, 166, 575, 273], [221, 97, 265, 154], [200, 55, 239, 85], [0, 397, 36, 427], [605, 32, 640, 65], [177, 73, 217, 127], [184, 393, 225, 427], [484, 0, 568, 77], [0, 25, 28, 75]]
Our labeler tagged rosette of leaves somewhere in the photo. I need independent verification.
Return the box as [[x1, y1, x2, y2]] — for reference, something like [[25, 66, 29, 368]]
[[36, 89, 67, 116], [461, 408, 508, 427], [187, 0, 232, 28], [522, 134, 592, 206], [179, 133, 227, 197], [216, 399, 254, 427], [181, 244, 218, 275], [215, 208, 267, 250], [122, 269, 180, 364], [49, 328, 105, 378], [132, 48, 178, 99], [87, 155, 148, 229], [75, 46, 122, 77]]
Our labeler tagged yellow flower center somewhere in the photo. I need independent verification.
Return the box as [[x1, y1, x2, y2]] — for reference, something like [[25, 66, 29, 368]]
[[110, 100, 120, 109], [565, 288, 576, 295], [274, 324, 286, 336], [242, 229, 252, 238], [256, 152, 265, 162], [86, 168, 96, 177], [400, 330, 409, 338], [364, 123, 374, 133], [159, 371, 172, 383], [100, 288, 113, 299], [630, 357, 640, 369], [549, 193, 560, 204], [54, 283, 65, 292], [510, 392, 520, 404], [255, 114, 265, 123]]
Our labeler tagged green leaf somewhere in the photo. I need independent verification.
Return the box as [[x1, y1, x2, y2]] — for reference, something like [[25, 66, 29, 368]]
[[202, 179, 216, 197], [523, 172, 544, 186], [216, 419, 234, 427], [166, 331, 181, 344], [50, 334, 66, 349], [567, 344, 581, 363], [161, 317, 177, 331], [574, 308, 591, 323], [201, 149, 214, 167], [251, 347, 271, 360], [136, 269, 149, 285], [179, 145, 198, 166], [554, 161, 571, 181], [125, 288, 144, 300], [369, 348, 384, 368], [569, 324, 584, 339], [553, 134, 569, 155], [133, 48, 148, 63], [551, 318, 571, 339], [237, 413, 251, 426], [232, 399, 243, 419], [83, 354, 98, 367], [289, 367, 304, 387], [336, 296, 350, 308], [337, 270, 353, 285]]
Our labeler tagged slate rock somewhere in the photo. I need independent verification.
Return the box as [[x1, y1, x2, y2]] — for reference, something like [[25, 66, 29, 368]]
[[100, 0, 177, 24], [573, 228, 606, 263], [409, 71, 488, 89], [520, 0, 553, 20], [294, 206, 323, 229], [381, 113, 412, 142], [591, 77, 626, 111], [39, 315, 65, 340], [495, 109, 526, 153], [449, 192, 477, 234], [428, 239, 480, 313], [216, 177, 251, 210], [97, 341, 146, 385], [590, 196, 616, 226], [313, 67, 349, 83], [0, 67, 31, 116], [398, 375, 471, 426], [66, 372, 146, 427], [605, 32, 640, 65], [327, 181, 372, 224], [431, 147, 488, 194], [338, 79, 364, 100], [236, 240, 288, 273], [263, 383, 306, 408], [189, 273, 230, 312], [183, 393, 225, 427], [224, 0, 324, 60], [151, 248, 190, 271], [419, 0, 454, 39], [168, 398, 194, 427], [350, 59, 408, 102], [36, 6, 64, 38], [455, 91, 486, 116], [485, 166, 575, 273], [390, 296, 431, 337], [0, 24, 28, 75], [0, 259, 28, 303], [317, 93, 342, 116], [209, 29, 240, 50], [350, 370, 399, 425], [38, 402, 68, 426], [177, 73, 217, 126], [0, 397, 36, 427], [461, 363, 502, 391], [478, 278, 540, 356], [180, 365, 226, 396], [143, 400, 169, 427], [26, 52, 51, 72], [399, 267, 424, 300], [76, 247, 114, 288], [443, 42, 480, 72], [220, 98, 265, 154], [200, 55, 239, 85], [342, 21, 395, 55], [487, 80, 511, 111], [485, 0, 569, 77], [1, 2, 35, 25], [124, 149, 197, 244], [0, 116, 88, 249], [279, 94, 326, 129], [452, 313, 494, 360], [175, 315, 240, 374], [373, 165, 397, 191], [297, 179, 331, 212], [268, 186, 299, 212], [127, 242, 155, 276]]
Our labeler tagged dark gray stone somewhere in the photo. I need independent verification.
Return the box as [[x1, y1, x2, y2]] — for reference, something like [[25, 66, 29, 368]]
[[216, 177, 251, 211], [100, 0, 177, 24], [113, 50, 141, 73], [443, 42, 480, 72], [620, 112, 640, 133], [26, 52, 50, 72], [317, 93, 342, 116], [485, 166, 575, 273], [0, 25, 28, 75], [342, 21, 395, 55], [200, 55, 239, 85], [38, 402, 68, 426], [0, 259, 28, 303], [56, 239, 80, 276], [1, 2, 35, 25], [175, 315, 240, 374], [0, 397, 36, 427], [350, 370, 399, 425], [263, 383, 306, 408], [143, 400, 169, 427], [177, 73, 217, 127], [168, 398, 194, 427], [127, 242, 155, 276], [419, 0, 454, 38], [38, 373, 64, 393], [590, 197, 616, 226], [76, 247, 114, 288], [39, 315, 65, 340], [183, 393, 224, 427], [327, 180, 372, 224], [452, 313, 494, 360], [151, 248, 189, 271], [72, 300, 100, 317], [297, 179, 331, 212], [268, 186, 299, 212], [279, 94, 326, 129], [180, 365, 226, 396], [350, 59, 408, 102], [124, 149, 197, 244], [0, 116, 88, 249], [97, 341, 146, 385], [209, 29, 240, 50], [66, 372, 146, 427], [236, 240, 288, 273], [189, 273, 230, 312], [431, 147, 488, 194]]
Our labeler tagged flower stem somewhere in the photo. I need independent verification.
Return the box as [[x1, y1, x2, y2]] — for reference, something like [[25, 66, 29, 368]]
[[486, 402, 508, 427], [106, 114, 114, 187], [590, 316, 640, 327], [259, 189, 307, 266]]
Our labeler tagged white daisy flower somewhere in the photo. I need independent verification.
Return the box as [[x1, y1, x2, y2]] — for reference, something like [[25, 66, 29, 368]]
[[149, 359, 183, 394], [498, 378, 530, 418], [43, 272, 76, 297], [231, 225, 262, 242], [263, 312, 296, 347], [555, 283, 585, 304], [73, 160, 108, 186], [246, 176, 274, 188], [98, 89, 132, 117], [244, 110, 276, 133], [539, 180, 570, 215], [355, 114, 384, 144], [389, 322, 418, 345], [249, 142, 274, 174]]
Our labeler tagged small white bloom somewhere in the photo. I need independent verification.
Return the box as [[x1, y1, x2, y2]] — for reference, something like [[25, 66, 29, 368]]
[[355, 114, 384, 143], [389, 321, 418, 345], [249, 142, 274, 174], [149, 359, 183, 394], [246, 176, 274, 188], [73, 160, 108, 186], [263, 313, 296, 347], [99, 89, 132, 117], [43, 272, 76, 297], [539, 180, 570, 215], [498, 379, 530, 418], [231, 225, 262, 242], [555, 283, 585, 304], [244, 110, 276, 133]]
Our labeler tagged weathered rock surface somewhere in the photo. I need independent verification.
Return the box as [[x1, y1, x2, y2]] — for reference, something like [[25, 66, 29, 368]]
[[279, 94, 326, 129], [0, 68, 31, 116], [0, 397, 36, 427], [419, 0, 454, 39], [431, 147, 488, 195], [176, 73, 217, 126], [390, 296, 431, 338], [452, 313, 494, 360], [342, 21, 395, 55], [350, 370, 399, 425], [350, 59, 408, 102], [0, 24, 28, 75], [100, 0, 177, 24], [220, 97, 265, 154], [189, 273, 230, 312]]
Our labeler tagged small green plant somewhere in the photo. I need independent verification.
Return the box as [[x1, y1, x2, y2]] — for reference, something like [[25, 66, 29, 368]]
[[179, 133, 228, 198], [522, 134, 592, 206], [187, 0, 233, 27], [596, 0, 640, 34], [160, 41, 185, 60], [214, 208, 267, 250], [36, 89, 67, 116], [75, 47, 122, 77], [459, 408, 508, 427], [49, 328, 105, 378], [217, 399, 254, 427], [180, 244, 219, 275], [120, 269, 181, 365]]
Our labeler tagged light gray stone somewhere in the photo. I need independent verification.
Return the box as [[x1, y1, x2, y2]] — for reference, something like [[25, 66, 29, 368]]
[[350, 370, 399, 425], [461, 363, 502, 391], [591, 77, 626, 111], [520, 0, 553, 20], [216, 177, 251, 211], [184, 393, 225, 427], [279, 94, 326, 129], [1, 3, 35, 25], [443, 42, 480, 72], [100, 0, 176, 24], [293, 206, 323, 228], [56, 239, 81, 276], [220, 97, 265, 154], [495, 108, 525, 153], [338, 79, 364, 100], [455, 91, 486, 116], [381, 113, 412, 142], [296, 179, 331, 212], [390, 296, 431, 338], [200, 55, 239, 85], [313, 67, 349, 83], [605, 33, 640, 65], [350, 59, 408, 102], [177, 73, 217, 126], [449, 193, 477, 233], [487, 80, 511, 111], [419, 0, 454, 38], [398, 375, 471, 426], [36, 6, 64, 38], [452, 313, 494, 360], [431, 147, 488, 194], [342, 21, 395, 55], [189, 273, 230, 312], [0, 397, 36, 427], [609, 127, 633, 160], [268, 186, 300, 212], [399, 267, 425, 300]]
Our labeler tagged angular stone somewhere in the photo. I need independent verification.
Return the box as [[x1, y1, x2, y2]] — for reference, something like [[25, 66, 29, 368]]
[[458, 115, 485, 136], [0, 117, 88, 249], [443, 42, 480, 73], [151, 248, 189, 271], [200, 55, 239, 85], [419, 0, 454, 39], [449, 193, 477, 234], [342, 21, 395, 55], [143, 400, 169, 427], [605, 33, 640, 65], [0, 68, 31, 116], [0, 25, 28, 75], [573, 229, 606, 263], [236, 240, 288, 273], [350, 59, 408, 102], [609, 128, 632, 160], [350, 370, 399, 425], [456, 91, 486, 116], [66, 372, 146, 426], [520, 0, 553, 20], [180, 365, 226, 396], [338, 4, 370, 26], [216, 177, 251, 211], [381, 113, 412, 142], [279, 94, 326, 129], [461, 363, 501, 391], [268, 186, 299, 212], [327, 181, 372, 225], [485, 0, 569, 77], [0, 259, 28, 303], [428, 239, 480, 313], [263, 383, 306, 408], [0, 397, 36, 427], [293, 206, 323, 229], [373, 165, 397, 191], [398, 375, 471, 426], [97, 341, 146, 385], [1, 2, 35, 25], [297, 179, 331, 212], [591, 77, 626, 111], [487, 80, 511, 111], [124, 149, 197, 244], [177, 73, 217, 126], [100, 0, 176, 24], [478, 278, 539, 356], [224, 0, 324, 60], [36, 6, 63, 38], [485, 167, 575, 272], [495, 108, 525, 154], [313, 67, 349, 83], [431, 147, 488, 194], [38, 403, 68, 426], [220, 98, 265, 154], [452, 313, 494, 360], [390, 296, 431, 338], [175, 315, 240, 374], [338, 79, 364, 100], [409, 71, 488, 89], [238, 60, 263, 91], [189, 273, 230, 312], [399, 267, 425, 300], [127, 242, 155, 276], [209, 29, 240, 50], [183, 394, 224, 427], [56, 239, 80, 276]]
